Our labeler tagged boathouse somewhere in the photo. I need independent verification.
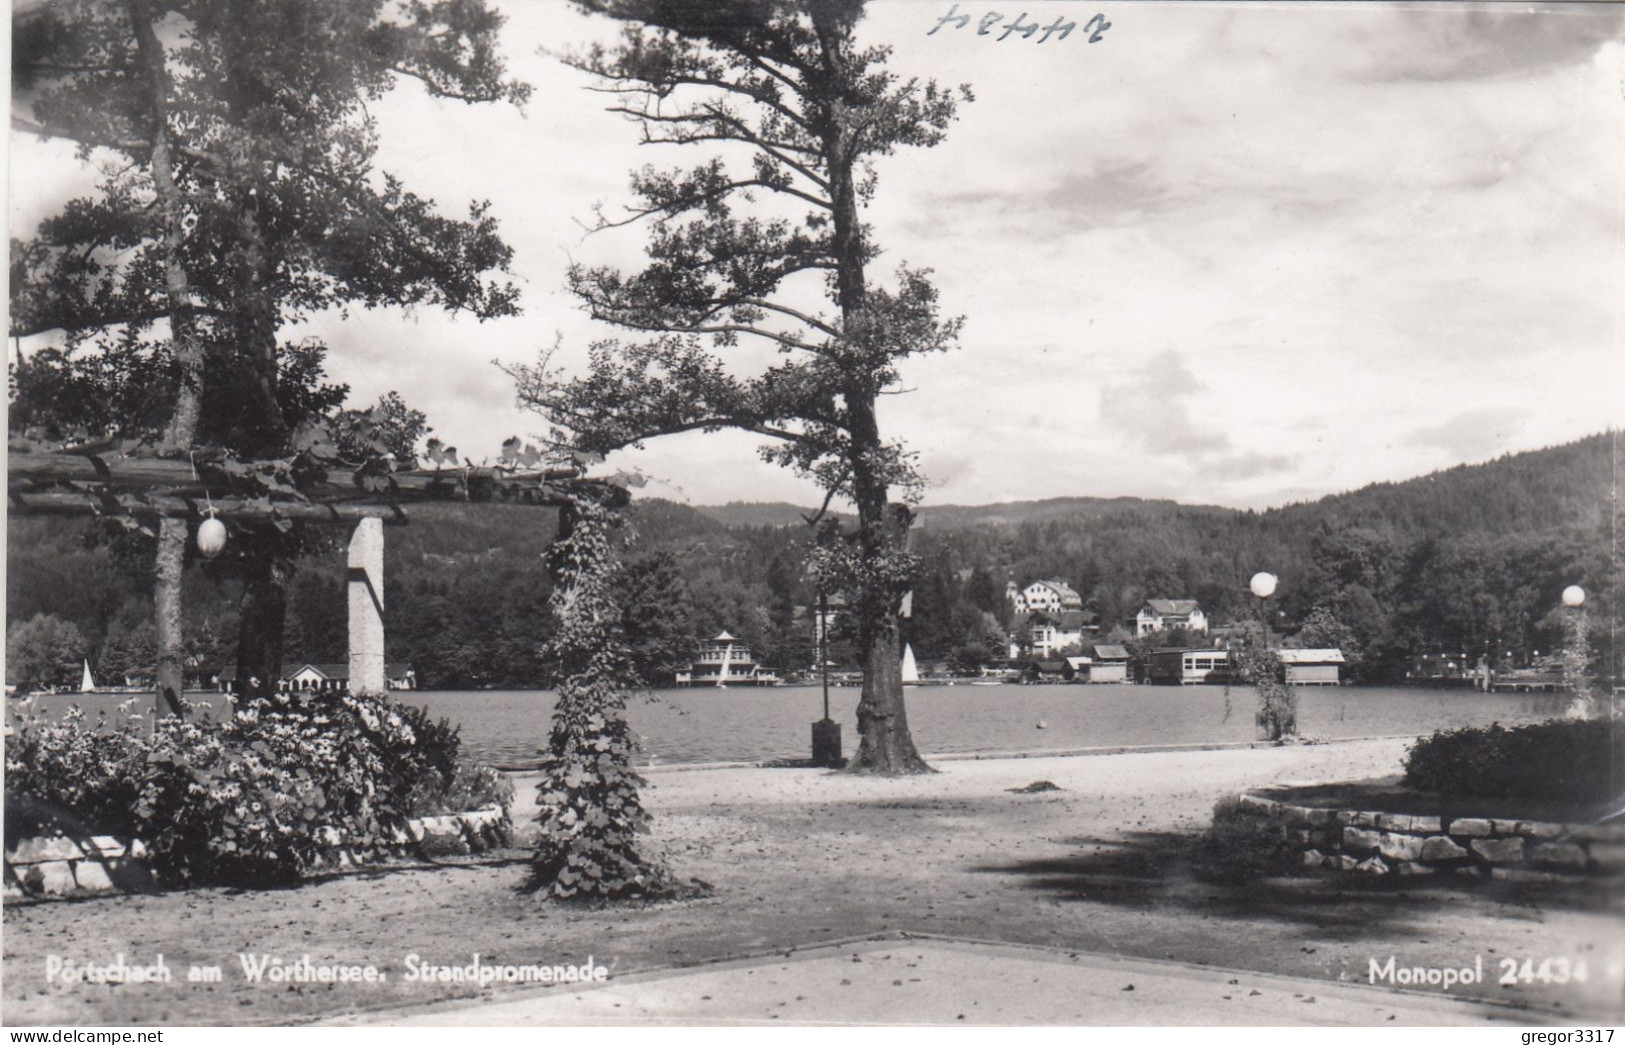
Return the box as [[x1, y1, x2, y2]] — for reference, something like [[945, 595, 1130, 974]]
[[1147, 648, 1232, 685], [1086, 644, 1130, 683], [1276, 648, 1345, 686], [675, 631, 781, 687], [215, 662, 415, 694]]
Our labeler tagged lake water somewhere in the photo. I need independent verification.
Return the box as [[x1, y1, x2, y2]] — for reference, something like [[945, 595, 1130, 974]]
[[20, 683, 1566, 768]]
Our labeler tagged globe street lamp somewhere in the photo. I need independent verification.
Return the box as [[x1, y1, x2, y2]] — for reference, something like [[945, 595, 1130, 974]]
[[1249, 572, 1277, 644], [1560, 584, 1592, 717]]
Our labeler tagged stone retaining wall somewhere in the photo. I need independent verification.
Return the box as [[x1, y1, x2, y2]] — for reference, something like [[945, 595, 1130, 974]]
[[1228, 792, 1625, 882], [2, 808, 509, 902]]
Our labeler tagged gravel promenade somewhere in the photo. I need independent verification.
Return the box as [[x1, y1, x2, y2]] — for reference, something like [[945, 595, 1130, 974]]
[[4, 738, 1620, 1026]]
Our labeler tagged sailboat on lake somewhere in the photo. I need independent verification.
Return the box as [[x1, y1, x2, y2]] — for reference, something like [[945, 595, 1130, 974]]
[[901, 643, 920, 686], [80, 659, 97, 694]]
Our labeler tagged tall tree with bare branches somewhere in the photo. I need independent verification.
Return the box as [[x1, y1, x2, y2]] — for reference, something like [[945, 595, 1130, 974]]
[[513, 0, 969, 773]]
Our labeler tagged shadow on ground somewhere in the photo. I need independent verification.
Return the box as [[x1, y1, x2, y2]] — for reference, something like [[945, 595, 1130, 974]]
[[970, 830, 1614, 943]]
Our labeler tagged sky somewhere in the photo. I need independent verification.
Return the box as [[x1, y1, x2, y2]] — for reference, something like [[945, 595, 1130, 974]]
[[8, 1, 1624, 511]]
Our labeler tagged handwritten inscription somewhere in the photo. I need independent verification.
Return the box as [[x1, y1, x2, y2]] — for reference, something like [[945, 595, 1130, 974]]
[[928, 5, 1111, 44]]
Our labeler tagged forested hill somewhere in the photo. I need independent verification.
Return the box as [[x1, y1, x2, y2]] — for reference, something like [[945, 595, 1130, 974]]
[[698, 433, 1615, 537], [1265, 434, 1615, 537], [5, 432, 1617, 690], [693, 494, 1188, 530]]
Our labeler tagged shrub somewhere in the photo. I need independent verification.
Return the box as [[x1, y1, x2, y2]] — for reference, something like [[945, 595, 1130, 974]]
[[135, 690, 418, 886], [3, 701, 149, 839], [1194, 796, 1297, 884], [1403, 719, 1625, 806], [7, 689, 514, 888], [403, 762, 513, 819], [393, 704, 463, 782]]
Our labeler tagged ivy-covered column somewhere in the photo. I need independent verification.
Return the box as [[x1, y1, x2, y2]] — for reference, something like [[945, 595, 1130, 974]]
[[529, 489, 671, 900]]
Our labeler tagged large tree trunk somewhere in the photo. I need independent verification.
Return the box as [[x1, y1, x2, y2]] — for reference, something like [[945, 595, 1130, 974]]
[[847, 497, 931, 774], [132, 0, 199, 719], [813, 8, 930, 774], [225, 214, 293, 703], [216, 35, 293, 701], [234, 554, 287, 702]]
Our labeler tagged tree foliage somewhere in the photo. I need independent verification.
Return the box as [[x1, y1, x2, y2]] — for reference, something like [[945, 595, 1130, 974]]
[[513, 0, 971, 773], [5, 614, 89, 691], [11, 0, 528, 700]]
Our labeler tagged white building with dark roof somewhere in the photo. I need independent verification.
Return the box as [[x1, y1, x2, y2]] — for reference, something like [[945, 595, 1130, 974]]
[[1007, 578, 1084, 614], [215, 662, 415, 693], [1135, 599, 1208, 636], [1008, 609, 1098, 659]]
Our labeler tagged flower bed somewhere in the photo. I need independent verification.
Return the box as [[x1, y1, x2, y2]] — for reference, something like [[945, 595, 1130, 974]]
[[4, 690, 513, 893]]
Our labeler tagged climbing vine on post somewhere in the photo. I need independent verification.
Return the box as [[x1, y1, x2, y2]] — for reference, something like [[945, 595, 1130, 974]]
[[1223, 620, 1298, 743], [528, 488, 671, 900]]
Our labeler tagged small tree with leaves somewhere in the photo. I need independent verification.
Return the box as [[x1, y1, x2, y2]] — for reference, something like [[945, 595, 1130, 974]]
[[514, 0, 970, 774], [527, 488, 673, 901], [1228, 620, 1297, 742]]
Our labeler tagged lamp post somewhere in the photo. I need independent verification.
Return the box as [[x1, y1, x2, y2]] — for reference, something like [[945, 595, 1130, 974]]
[[1246, 571, 1295, 741], [810, 588, 842, 767], [1249, 571, 1277, 645], [820, 590, 832, 722], [1560, 585, 1592, 718]]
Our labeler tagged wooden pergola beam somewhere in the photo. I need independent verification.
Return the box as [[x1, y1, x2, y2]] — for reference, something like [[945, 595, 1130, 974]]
[[5, 451, 584, 505], [7, 490, 414, 523]]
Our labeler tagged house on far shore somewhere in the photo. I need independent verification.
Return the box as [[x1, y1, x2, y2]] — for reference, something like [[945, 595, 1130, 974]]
[[1086, 643, 1130, 683], [1009, 609, 1097, 659], [215, 662, 416, 694], [1135, 599, 1208, 636], [1007, 578, 1084, 615], [1277, 648, 1345, 686]]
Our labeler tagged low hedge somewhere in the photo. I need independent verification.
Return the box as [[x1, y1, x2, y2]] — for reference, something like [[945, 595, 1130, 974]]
[[5, 691, 512, 886], [1194, 796, 1298, 883], [1402, 718, 1625, 806]]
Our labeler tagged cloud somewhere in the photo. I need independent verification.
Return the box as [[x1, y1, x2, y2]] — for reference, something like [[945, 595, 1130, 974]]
[[1409, 407, 1530, 461], [1206, 451, 1297, 482], [1099, 351, 1230, 458], [1344, 6, 1625, 83], [9, 2, 1620, 512], [1093, 352, 1297, 485]]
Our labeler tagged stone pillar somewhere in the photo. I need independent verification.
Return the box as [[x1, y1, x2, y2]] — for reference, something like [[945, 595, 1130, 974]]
[[347, 517, 386, 697]]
